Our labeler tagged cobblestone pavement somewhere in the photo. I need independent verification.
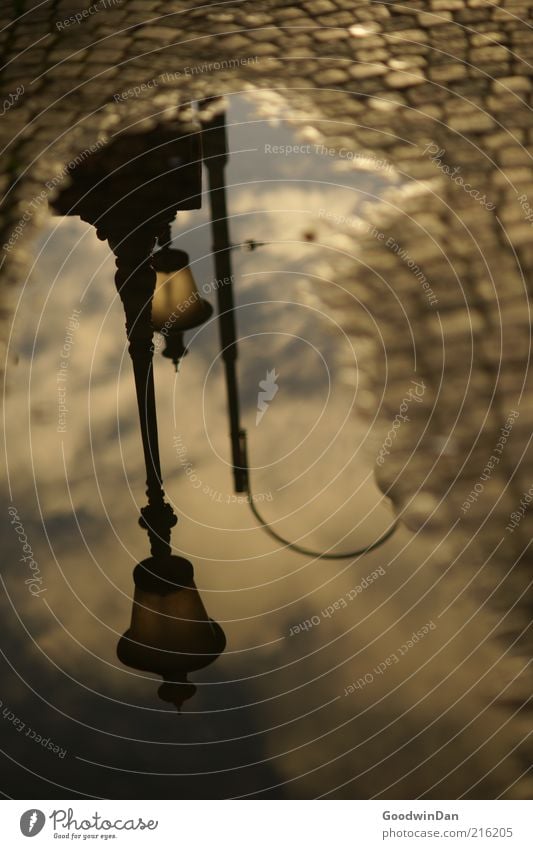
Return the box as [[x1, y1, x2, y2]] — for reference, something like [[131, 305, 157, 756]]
[[2, 0, 533, 799]]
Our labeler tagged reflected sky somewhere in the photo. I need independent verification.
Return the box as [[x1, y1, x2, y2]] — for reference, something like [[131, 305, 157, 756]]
[[1, 93, 526, 800]]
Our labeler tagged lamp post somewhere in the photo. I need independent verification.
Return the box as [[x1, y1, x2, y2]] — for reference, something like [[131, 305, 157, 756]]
[[52, 118, 226, 709], [201, 99, 249, 494]]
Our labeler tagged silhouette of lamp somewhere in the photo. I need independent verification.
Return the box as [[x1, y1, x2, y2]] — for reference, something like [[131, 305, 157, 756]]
[[151, 226, 213, 370], [50, 120, 225, 708]]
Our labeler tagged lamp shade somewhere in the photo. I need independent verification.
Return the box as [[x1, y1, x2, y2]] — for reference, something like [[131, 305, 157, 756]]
[[117, 556, 226, 710]]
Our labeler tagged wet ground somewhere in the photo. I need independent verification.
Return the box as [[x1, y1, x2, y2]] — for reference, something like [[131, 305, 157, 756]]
[[1, 1, 533, 799]]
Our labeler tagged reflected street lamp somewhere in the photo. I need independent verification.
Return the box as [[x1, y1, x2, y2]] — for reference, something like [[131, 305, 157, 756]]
[[117, 555, 226, 711]]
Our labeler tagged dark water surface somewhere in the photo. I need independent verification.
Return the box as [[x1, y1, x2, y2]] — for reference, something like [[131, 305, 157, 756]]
[[2, 7, 533, 799]]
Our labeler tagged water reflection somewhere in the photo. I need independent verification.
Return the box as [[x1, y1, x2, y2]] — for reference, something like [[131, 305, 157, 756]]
[[48, 102, 234, 709], [2, 90, 529, 800]]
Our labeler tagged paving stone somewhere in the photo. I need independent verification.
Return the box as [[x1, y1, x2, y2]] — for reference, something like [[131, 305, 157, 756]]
[[389, 54, 428, 69], [312, 27, 351, 42], [319, 68, 350, 84], [384, 27, 429, 44], [471, 45, 511, 63], [493, 75, 531, 92], [431, 0, 465, 8], [304, 0, 338, 13]]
